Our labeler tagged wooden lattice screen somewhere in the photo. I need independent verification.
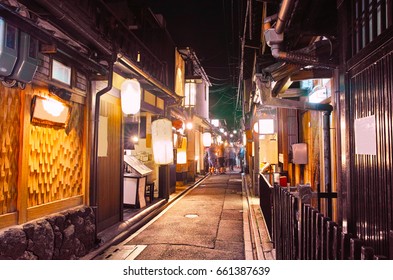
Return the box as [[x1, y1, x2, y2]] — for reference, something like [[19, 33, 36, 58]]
[[0, 87, 21, 215]]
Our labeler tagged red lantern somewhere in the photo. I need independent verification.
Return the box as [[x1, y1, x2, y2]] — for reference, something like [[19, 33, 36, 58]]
[[172, 119, 183, 130]]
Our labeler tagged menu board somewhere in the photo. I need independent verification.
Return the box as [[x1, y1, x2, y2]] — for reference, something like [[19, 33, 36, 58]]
[[124, 155, 152, 176]]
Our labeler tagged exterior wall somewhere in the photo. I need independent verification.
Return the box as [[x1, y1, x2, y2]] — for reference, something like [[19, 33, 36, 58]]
[[0, 83, 86, 229], [337, 0, 393, 257], [347, 48, 393, 257], [0, 206, 95, 260], [0, 86, 21, 221], [27, 90, 84, 208], [93, 83, 122, 232], [195, 81, 209, 120]]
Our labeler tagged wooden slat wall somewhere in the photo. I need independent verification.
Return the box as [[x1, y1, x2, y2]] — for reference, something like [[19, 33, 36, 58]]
[[27, 89, 84, 207], [97, 94, 122, 232], [349, 50, 393, 257], [0, 86, 21, 215], [0, 84, 86, 228]]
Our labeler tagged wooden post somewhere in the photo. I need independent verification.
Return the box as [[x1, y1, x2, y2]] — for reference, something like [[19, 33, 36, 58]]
[[17, 88, 32, 224], [350, 238, 362, 260]]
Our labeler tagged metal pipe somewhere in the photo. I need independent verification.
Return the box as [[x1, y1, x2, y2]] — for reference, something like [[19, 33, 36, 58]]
[[323, 111, 332, 217], [275, 0, 294, 34], [271, 49, 336, 69], [90, 58, 114, 212], [255, 74, 333, 112]]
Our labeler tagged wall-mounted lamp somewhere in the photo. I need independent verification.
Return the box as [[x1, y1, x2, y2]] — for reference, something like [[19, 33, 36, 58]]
[[202, 132, 212, 147], [152, 118, 173, 164], [31, 95, 71, 128], [121, 79, 141, 115]]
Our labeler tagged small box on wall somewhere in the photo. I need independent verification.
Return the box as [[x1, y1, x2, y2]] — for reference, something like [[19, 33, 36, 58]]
[[292, 143, 307, 164]]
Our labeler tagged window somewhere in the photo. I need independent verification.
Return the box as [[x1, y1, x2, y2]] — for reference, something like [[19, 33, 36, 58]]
[[52, 59, 71, 85], [351, 0, 392, 56]]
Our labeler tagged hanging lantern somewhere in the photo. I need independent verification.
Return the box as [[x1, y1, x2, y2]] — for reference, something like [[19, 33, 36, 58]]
[[172, 119, 183, 130], [152, 118, 173, 164], [121, 79, 141, 115], [202, 132, 212, 147], [177, 137, 187, 164]]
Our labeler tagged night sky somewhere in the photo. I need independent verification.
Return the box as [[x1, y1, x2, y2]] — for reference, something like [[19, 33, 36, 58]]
[[146, 0, 243, 130]]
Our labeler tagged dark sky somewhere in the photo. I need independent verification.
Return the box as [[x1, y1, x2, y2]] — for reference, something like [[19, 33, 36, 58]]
[[146, 0, 243, 130]]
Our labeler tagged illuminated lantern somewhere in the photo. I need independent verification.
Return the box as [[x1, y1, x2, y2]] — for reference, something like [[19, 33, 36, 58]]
[[121, 79, 141, 115], [186, 121, 193, 130], [202, 132, 212, 147], [253, 118, 275, 134], [177, 137, 187, 164], [152, 118, 173, 164], [172, 119, 183, 130]]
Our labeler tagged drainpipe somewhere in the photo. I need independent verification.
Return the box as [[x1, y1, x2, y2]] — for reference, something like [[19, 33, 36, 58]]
[[90, 58, 114, 218], [323, 110, 332, 217], [274, 0, 295, 34]]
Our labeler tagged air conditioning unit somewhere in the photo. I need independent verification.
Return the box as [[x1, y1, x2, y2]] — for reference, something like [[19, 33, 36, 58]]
[[0, 17, 18, 76], [9, 31, 39, 84]]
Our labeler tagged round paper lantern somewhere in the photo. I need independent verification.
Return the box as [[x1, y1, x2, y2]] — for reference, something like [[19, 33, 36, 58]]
[[121, 79, 141, 115]]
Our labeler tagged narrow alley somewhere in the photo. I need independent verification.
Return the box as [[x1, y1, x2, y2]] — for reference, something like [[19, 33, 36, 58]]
[[91, 172, 274, 260]]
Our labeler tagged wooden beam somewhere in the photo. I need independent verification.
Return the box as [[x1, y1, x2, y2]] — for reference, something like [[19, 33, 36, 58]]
[[26, 195, 84, 222], [0, 212, 18, 229]]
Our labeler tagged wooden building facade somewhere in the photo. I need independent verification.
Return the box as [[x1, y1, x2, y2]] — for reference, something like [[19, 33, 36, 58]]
[[0, 0, 183, 259], [248, 0, 393, 259]]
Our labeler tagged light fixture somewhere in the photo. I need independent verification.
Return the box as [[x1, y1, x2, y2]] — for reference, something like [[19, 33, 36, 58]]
[[136, 51, 141, 63], [132, 136, 139, 143], [31, 95, 71, 128], [202, 132, 212, 147], [186, 121, 193, 130], [254, 118, 275, 135], [42, 98, 65, 117], [177, 137, 187, 164], [211, 119, 220, 127], [151, 118, 173, 164], [121, 79, 141, 115]]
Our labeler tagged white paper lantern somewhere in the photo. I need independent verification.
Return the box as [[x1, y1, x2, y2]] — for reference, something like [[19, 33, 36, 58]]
[[202, 132, 212, 147], [121, 79, 141, 115], [152, 118, 173, 164]]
